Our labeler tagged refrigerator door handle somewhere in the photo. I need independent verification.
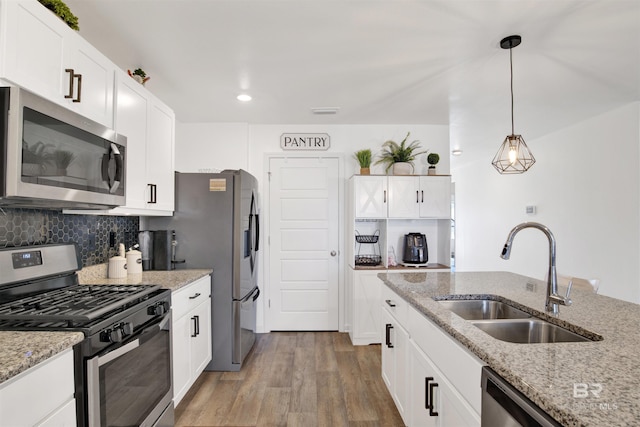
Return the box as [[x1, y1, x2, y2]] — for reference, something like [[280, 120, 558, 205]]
[[238, 287, 259, 303], [252, 287, 260, 301], [254, 213, 260, 252]]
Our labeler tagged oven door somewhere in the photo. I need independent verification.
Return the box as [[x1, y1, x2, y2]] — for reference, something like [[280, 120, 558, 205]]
[[86, 313, 173, 427]]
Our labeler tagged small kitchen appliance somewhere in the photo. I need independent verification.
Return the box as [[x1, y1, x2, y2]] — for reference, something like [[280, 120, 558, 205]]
[[402, 233, 429, 264], [0, 243, 173, 427]]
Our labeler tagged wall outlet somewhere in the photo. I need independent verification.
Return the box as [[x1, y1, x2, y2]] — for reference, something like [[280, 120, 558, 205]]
[[109, 231, 116, 247], [87, 235, 96, 251], [526, 205, 537, 215]]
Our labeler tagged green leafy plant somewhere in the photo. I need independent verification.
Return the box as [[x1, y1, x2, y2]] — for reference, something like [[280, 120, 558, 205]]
[[38, 0, 79, 31], [354, 149, 373, 168], [132, 68, 147, 78], [52, 150, 76, 169], [374, 132, 428, 172], [427, 153, 440, 166]]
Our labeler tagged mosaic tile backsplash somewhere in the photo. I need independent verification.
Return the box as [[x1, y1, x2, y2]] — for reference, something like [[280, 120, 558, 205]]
[[0, 208, 139, 267]]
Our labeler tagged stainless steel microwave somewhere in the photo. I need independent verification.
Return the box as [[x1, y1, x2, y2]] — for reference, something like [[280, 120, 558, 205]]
[[0, 86, 126, 209]]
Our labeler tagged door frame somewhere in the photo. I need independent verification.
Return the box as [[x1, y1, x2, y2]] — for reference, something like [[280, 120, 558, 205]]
[[262, 153, 345, 332]]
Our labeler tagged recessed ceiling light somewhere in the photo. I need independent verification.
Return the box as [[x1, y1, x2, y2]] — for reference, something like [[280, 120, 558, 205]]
[[452, 149, 463, 156], [311, 107, 339, 115], [237, 94, 252, 102]]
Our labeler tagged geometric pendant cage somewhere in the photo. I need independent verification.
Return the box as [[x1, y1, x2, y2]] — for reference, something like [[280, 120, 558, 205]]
[[491, 134, 536, 174]]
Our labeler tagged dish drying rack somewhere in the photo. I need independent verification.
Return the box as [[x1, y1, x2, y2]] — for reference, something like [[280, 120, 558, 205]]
[[354, 230, 381, 266]]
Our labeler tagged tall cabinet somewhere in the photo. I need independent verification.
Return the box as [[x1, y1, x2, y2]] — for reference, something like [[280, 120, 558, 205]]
[[347, 174, 452, 345]]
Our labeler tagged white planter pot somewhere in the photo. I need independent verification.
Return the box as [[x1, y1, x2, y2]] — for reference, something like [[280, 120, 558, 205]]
[[392, 162, 413, 175]]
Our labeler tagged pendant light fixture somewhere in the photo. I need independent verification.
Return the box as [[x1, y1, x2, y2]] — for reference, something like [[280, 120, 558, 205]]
[[492, 35, 535, 174]]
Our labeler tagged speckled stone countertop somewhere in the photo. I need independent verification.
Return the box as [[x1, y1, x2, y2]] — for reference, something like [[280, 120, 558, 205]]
[[0, 267, 212, 386], [78, 264, 212, 292], [378, 271, 640, 427]]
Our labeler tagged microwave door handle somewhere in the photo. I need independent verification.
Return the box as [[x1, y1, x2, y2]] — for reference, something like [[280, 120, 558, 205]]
[[102, 143, 123, 193], [254, 213, 260, 252], [111, 148, 123, 193]]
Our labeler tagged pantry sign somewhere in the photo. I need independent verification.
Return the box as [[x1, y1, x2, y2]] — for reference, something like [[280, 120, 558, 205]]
[[280, 133, 330, 151]]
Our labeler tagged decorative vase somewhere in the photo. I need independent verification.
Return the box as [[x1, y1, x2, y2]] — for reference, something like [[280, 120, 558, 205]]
[[392, 162, 413, 175], [360, 167, 370, 175], [132, 75, 144, 84], [428, 166, 436, 175]]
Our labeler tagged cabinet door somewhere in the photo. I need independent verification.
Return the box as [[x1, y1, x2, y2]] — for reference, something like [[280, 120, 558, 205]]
[[354, 176, 387, 218], [146, 100, 175, 212], [410, 342, 480, 427], [172, 313, 192, 405], [190, 299, 213, 376], [352, 271, 382, 344], [388, 176, 419, 218], [64, 36, 115, 127], [1, 0, 66, 101], [115, 75, 149, 210], [381, 308, 409, 423], [419, 176, 451, 219]]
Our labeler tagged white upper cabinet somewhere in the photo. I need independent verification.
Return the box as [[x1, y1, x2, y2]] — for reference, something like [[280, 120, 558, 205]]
[[388, 176, 420, 218], [418, 176, 451, 219], [353, 175, 387, 218], [0, 0, 115, 127], [107, 71, 175, 216]]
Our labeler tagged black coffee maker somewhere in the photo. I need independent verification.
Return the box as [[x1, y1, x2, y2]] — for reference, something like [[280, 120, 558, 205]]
[[403, 233, 428, 264], [138, 230, 185, 270]]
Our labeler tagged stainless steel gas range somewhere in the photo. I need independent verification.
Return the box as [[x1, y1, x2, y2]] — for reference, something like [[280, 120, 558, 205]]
[[0, 243, 173, 427]]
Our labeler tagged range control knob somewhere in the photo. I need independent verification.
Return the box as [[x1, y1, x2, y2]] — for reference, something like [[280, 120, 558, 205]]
[[147, 301, 167, 316], [100, 327, 124, 343], [121, 322, 133, 336]]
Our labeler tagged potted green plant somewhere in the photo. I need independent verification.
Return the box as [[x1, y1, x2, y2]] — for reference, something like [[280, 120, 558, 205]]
[[374, 132, 427, 175], [52, 150, 76, 175], [427, 153, 440, 175], [354, 149, 373, 175], [38, 0, 79, 31], [128, 68, 150, 85]]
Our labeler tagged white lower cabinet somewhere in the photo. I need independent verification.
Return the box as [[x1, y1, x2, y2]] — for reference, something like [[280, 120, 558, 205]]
[[0, 349, 76, 426], [409, 340, 479, 427], [381, 285, 483, 426], [172, 276, 212, 406], [349, 269, 383, 345]]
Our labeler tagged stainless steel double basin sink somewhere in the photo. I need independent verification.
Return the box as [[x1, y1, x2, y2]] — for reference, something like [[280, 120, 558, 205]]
[[436, 298, 595, 344]]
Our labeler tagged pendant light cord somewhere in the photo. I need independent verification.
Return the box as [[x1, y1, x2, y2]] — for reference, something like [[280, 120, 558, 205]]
[[510, 45, 515, 136]]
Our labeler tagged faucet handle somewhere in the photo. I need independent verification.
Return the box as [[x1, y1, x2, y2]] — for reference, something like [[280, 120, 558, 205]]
[[564, 279, 573, 306]]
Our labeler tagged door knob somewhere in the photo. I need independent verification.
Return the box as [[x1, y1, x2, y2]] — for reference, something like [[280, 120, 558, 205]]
[[330, 250, 337, 256]]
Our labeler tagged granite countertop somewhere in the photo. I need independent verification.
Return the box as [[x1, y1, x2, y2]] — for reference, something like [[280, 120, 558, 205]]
[[0, 267, 212, 386], [378, 271, 640, 427], [78, 266, 213, 292]]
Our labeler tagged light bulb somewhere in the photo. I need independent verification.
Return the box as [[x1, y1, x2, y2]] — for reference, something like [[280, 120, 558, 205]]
[[508, 146, 517, 164]]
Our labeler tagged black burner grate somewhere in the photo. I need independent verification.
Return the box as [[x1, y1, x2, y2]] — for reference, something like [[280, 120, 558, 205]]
[[0, 285, 160, 323]]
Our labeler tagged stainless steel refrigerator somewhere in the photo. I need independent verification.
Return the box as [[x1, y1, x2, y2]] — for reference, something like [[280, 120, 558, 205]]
[[148, 170, 260, 371]]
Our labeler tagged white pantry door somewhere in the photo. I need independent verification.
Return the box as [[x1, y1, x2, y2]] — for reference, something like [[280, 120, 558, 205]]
[[268, 157, 340, 330]]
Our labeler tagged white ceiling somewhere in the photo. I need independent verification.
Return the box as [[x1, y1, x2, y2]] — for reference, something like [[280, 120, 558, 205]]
[[65, 0, 640, 159]]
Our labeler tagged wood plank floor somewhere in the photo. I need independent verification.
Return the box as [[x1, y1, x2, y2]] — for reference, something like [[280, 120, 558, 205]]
[[175, 332, 404, 427]]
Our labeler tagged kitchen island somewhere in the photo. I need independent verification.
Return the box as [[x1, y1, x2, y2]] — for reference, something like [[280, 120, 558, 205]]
[[379, 271, 640, 427]]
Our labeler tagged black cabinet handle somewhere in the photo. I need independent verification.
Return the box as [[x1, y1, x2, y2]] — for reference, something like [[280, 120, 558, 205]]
[[147, 184, 157, 204], [421, 190, 424, 203], [385, 323, 394, 348], [74, 73, 82, 102], [428, 381, 439, 416], [425, 377, 434, 410], [385, 299, 396, 307], [191, 315, 198, 337], [189, 292, 201, 300], [416, 190, 419, 203], [383, 190, 387, 203], [65, 68, 75, 99]]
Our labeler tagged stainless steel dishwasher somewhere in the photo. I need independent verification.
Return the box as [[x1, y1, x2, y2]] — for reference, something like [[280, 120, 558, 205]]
[[481, 367, 562, 427]]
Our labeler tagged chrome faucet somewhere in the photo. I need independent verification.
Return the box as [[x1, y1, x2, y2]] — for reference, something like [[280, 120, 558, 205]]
[[500, 222, 572, 315]]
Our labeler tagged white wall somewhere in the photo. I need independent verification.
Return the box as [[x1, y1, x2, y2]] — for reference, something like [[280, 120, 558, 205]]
[[175, 123, 450, 332], [175, 122, 249, 172], [453, 103, 640, 303]]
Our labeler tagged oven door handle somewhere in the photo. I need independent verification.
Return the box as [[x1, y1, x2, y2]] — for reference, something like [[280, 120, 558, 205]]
[[94, 313, 170, 366]]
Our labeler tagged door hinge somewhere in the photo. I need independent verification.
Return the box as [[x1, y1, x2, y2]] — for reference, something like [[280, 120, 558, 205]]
[[268, 171, 272, 181], [268, 299, 271, 308]]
